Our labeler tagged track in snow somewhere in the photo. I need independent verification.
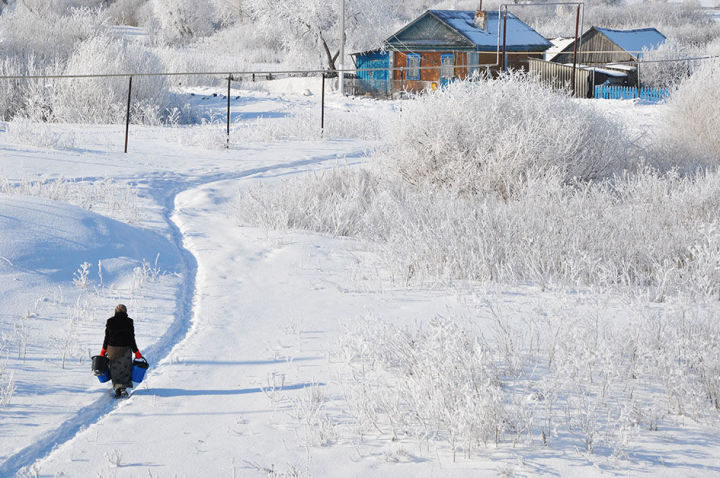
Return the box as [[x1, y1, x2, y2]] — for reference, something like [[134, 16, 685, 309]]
[[0, 151, 365, 476]]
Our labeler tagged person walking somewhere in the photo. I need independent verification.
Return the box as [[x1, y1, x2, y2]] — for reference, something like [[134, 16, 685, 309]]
[[99, 304, 143, 398]]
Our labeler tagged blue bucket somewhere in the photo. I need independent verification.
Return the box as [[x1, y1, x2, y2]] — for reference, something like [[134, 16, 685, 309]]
[[132, 358, 149, 383], [97, 368, 111, 383], [92, 355, 111, 383]]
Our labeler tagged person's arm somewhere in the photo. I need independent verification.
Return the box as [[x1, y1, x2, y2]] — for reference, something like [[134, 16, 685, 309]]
[[130, 320, 141, 358], [100, 321, 109, 355]]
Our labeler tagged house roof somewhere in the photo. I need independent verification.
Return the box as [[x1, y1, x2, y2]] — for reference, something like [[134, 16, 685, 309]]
[[595, 27, 666, 55], [386, 10, 551, 52]]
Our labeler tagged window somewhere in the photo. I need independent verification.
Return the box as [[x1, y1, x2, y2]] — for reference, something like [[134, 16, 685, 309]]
[[406, 54, 420, 80], [441, 54, 455, 80], [468, 52, 480, 77]]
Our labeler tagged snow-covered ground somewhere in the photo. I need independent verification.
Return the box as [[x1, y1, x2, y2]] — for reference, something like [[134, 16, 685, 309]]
[[1, 88, 719, 477]]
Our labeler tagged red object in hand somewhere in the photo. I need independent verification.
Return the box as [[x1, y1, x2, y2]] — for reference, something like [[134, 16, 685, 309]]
[[135, 350, 142, 359], [100, 348, 106, 356]]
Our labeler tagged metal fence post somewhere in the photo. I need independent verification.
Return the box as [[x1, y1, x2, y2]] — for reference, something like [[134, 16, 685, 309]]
[[502, 7, 508, 72], [226, 74, 232, 148], [321, 72, 325, 134], [124, 75, 132, 154]]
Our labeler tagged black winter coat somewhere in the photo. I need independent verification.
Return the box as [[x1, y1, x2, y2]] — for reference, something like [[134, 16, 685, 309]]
[[102, 312, 139, 353]]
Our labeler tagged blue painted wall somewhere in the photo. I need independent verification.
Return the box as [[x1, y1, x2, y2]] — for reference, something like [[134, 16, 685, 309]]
[[355, 51, 390, 93]]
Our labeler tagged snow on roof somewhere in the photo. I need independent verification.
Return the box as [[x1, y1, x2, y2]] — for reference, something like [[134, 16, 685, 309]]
[[563, 63, 628, 77], [428, 10, 551, 51], [545, 37, 576, 61], [605, 63, 637, 71], [595, 27, 666, 56]]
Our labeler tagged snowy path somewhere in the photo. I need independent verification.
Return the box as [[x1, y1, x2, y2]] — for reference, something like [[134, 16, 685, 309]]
[[21, 160, 467, 477], [0, 136, 372, 475]]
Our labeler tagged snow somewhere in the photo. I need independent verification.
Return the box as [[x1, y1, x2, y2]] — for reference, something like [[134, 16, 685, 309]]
[[565, 64, 628, 77], [1, 83, 719, 477], [595, 27, 667, 56], [545, 37, 576, 61]]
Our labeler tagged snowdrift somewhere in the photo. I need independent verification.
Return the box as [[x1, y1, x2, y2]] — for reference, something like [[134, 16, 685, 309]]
[[0, 194, 181, 282]]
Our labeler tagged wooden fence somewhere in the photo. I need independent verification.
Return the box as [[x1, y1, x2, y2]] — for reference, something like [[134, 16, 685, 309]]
[[594, 85, 673, 102], [527, 58, 592, 98]]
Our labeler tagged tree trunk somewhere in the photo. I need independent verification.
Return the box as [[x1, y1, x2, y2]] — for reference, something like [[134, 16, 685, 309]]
[[319, 32, 340, 76]]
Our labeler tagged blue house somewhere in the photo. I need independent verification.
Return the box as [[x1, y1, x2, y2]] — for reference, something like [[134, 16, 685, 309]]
[[352, 9, 551, 94]]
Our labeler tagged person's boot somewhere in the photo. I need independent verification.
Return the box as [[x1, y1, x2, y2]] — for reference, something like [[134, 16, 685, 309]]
[[114, 388, 122, 398]]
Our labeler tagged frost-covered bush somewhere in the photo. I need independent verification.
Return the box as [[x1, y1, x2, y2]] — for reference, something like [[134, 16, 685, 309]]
[[0, 5, 107, 63], [149, 0, 216, 45], [527, 2, 720, 46], [662, 59, 720, 159], [105, 0, 152, 27], [5, 117, 77, 149], [640, 40, 704, 88], [335, 301, 720, 459], [237, 165, 720, 297], [52, 36, 169, 123], [339, 318, 505, 457], [0, 56, 61, 121], [383, 75, 631, 198]]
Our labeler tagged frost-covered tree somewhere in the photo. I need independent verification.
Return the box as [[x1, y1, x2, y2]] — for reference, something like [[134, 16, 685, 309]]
[[248, 0, 406, 72], [150, 0, 216, 44]]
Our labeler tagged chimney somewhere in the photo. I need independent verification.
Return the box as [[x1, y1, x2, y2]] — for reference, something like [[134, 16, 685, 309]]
[[474, 8, 488, 31]]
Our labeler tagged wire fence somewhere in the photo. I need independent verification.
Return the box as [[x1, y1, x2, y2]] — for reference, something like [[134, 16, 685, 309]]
[[0, 52, 717, 153]]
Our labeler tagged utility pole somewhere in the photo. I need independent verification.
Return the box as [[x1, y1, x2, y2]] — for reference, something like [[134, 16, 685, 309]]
[[339, 0, 346, 95], [570, 4, 580, 96]]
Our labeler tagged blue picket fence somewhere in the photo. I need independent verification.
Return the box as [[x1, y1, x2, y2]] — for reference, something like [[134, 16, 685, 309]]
[[594, 85, 673, 103]]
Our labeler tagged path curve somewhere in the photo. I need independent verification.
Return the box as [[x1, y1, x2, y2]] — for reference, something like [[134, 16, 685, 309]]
[[0, 150, 365, 477]]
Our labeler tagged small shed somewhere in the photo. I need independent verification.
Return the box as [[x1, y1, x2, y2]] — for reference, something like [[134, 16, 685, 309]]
[[352, 9, 551, 94], [551, 27, 666, 65]]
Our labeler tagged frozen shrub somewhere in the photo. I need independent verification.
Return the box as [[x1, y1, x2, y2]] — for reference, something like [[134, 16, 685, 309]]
[[339, 317, 506, 457], [640, 40, 704, 88], [526, 2, 720, 46], [237, 165, 720, 295], [662, 59, 720, 159], [0, 6, 108, 64], [0, 56, 61, 121], [149, 0, 216, 45], [333, 301, 720, 460], [52, 36, 169, 123], [104, 0, 151, 27], [5, 117, 77, 149], [382, 74, 631, 198]]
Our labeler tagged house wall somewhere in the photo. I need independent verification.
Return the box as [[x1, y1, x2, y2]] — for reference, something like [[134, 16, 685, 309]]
[[391, 51, 542, 92], [554, 30, 634, 65]]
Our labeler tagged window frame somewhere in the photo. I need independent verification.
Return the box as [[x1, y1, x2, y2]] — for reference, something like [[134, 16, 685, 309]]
[[441, 53, 455, 80], [406, 53, 421, 80]]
